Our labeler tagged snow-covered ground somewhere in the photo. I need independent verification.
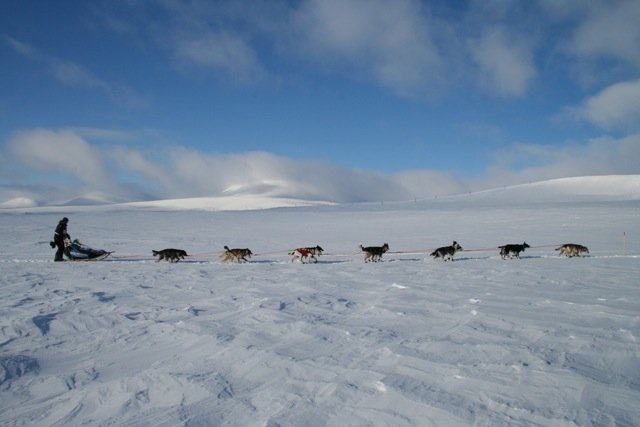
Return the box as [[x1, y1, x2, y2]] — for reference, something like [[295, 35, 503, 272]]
[[1, 176, 639, 426]]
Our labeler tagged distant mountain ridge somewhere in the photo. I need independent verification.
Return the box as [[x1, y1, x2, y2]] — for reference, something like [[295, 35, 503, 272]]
[[1, 175, 639, 212]]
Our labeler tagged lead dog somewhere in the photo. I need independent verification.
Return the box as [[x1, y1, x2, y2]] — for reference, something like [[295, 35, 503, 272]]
[[359, 243, 389, 263], [221, 246, 253, 263], [555, 243, 589, 258], [289, 245, 324, 263], [152, 248, 188, 262], [499, 242, 530, 259], [430, 241, 462, 261]]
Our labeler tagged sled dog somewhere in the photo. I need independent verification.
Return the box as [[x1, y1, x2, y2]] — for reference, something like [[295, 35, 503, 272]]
[[152, 248, 188, 262], [499, 242, 530, 259], [359, 243, 389, 263], [555, 243, 589, 258], [430, 241, 463, 261], [289, 245, 324, 263], [221, 246, 253, 263]]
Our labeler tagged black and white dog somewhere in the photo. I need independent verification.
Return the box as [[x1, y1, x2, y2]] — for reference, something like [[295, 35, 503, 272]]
[[359, 243, 389, 263], [498, 242, 530, 259], [430, 241, 462, 261]]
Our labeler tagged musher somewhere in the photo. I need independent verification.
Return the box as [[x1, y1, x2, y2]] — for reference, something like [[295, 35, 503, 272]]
[[51, 217, 70, 261]]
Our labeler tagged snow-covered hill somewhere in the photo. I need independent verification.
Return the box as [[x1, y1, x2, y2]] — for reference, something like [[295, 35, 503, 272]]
[[452, 175, 640, 205], [120, 195, 335, 212], [3, 175, 639, 213]]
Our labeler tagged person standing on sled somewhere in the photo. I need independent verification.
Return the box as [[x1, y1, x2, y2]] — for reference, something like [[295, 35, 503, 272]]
[[52, 217, 70, 261]]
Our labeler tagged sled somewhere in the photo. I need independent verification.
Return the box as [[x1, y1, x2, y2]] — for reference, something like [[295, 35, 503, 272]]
[[65, 239, 112, 261]]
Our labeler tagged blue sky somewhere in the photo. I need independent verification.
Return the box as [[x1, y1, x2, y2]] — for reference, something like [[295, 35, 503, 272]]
[[1, 0, 639, 206]]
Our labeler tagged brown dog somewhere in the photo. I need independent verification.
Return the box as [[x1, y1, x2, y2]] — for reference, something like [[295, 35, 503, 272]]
[[555, 243, 589, 257], [220, 246, 253, 263]]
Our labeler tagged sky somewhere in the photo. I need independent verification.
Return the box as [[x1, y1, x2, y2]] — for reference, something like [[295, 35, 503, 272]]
[[1, 0, 640, 206]]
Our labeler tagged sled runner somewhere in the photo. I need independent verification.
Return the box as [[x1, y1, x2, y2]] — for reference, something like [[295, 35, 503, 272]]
[[65, 239, 112, 261]]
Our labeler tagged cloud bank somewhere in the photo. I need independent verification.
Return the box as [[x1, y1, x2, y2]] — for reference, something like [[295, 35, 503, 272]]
[[2, 128, 639, 208]]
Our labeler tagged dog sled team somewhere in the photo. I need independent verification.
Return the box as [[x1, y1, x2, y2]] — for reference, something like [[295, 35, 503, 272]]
[[153, 241, 589, 264], [51, 217, 591, 263]]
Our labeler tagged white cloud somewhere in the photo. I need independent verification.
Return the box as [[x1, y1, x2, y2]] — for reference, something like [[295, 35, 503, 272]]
[[8, 129, 109, 186], [569, 79, 640, 131], [2, 35, 37, 58], [484, 133, 640, 187], [112, 0, 270, 83], [393, 170, 468, 199], [468, 27, 536, 98], [162, 150, 415, 202], [5, 129, 151, 204], [4, 36, 147, 108], [172, 31, 265, 82], [290, 0, 444, 96], [2, 128, 465, 205], [89, 0, 638, 103], [566, 0, 640, 68]]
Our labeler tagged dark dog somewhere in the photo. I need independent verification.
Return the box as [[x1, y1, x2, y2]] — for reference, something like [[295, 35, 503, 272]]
[[152, 248, 188, 262], [430, 241, 463, 261], [359, 243, 389, 263], [221, 246, 253, 263], [556, 243, 589, 257], [289, 245, 324, 263], [499, 242, 530, 259]]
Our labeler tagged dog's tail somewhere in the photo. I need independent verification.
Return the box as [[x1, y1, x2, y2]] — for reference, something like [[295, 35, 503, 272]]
[[555, 246, 563, 251], [359, 244, 364, 251], [224, 245, 230, 251], [152, 250, 159, 256]]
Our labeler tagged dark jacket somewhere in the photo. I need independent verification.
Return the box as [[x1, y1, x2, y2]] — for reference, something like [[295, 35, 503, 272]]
[[54, 220, 69, 243]]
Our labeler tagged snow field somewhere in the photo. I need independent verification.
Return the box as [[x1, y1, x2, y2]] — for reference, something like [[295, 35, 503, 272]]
[[1, 198, 639, 426]]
